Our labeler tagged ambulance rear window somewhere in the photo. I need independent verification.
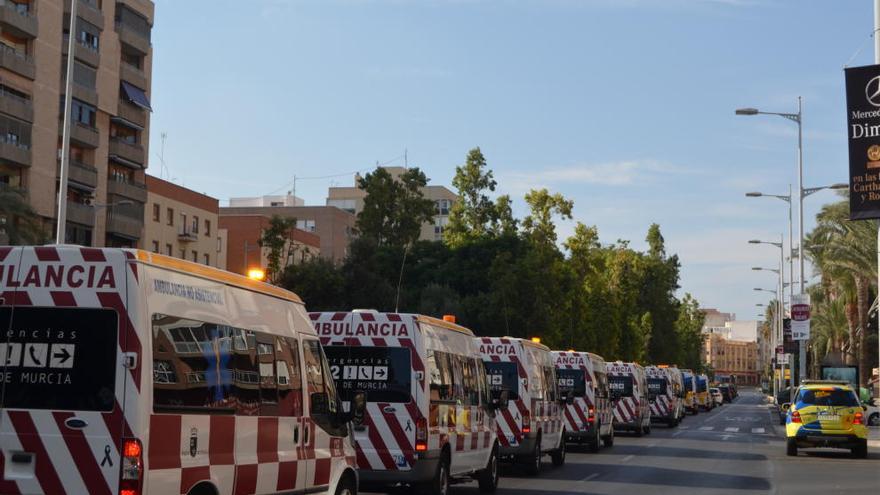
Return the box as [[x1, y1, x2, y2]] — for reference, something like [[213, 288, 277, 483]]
[[557, 369, 586, 397], [324, 346, 412, 403], [796, 388, 859, 407], [484, 361, 520, 400], [608, 375, 634, 397], [0, 307, 118, 412], [647, 378, 667, 395]]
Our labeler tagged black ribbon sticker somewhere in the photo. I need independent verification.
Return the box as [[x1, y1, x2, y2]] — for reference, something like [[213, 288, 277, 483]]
[[101, 445, 113, 467]]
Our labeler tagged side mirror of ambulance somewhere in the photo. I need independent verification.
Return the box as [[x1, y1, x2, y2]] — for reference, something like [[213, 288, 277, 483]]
[[352, 391, 367, 421]]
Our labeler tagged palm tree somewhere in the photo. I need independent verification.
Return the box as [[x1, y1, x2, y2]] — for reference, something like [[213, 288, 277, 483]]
[[0, 188, 47, 245]]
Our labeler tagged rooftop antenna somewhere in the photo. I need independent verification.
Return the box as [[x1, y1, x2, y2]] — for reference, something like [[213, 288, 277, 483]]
[[158, 132, 168, 179], [404, 148, 408, 169]]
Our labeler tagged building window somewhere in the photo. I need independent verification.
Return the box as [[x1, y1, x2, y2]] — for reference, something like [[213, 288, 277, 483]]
[[192, 250, 197, 262], [179, 248, 186, 259], [167, 208, 173, 226], [152, 203, 160, 222], [204, 219, 211, 236], [151, 241, 159, 253], [192, 215, 199, 234], [436, 199, 451, 216], [203, 253, 210, 266], [180, 213, 187, 232], [165, 244, 172, 256], [296, 219, 316, 232], [70, 99, 97, 128]]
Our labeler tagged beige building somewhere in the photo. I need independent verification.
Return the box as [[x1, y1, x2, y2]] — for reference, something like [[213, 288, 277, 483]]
[[144, 175, 225, 268], [218, 214, 320, 277], [0, 0, 154, 246], [326, 166, 458, 242], [703, 333, 759, 385]]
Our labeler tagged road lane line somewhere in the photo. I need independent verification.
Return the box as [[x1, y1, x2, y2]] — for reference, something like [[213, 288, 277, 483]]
[[621, 454, 634, 462], [725, 427, 739, 432], [751, 427, 765, 434], [580, 473, 599, 482], [698, 426, 714, 431], [679, 425, 690, 429], [672, 430, 683, 436]]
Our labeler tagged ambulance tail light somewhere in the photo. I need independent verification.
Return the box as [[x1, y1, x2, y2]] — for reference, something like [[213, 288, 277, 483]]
[[521, 410, 531, 434], [790, 410, 801, 424], [415, 417, 428, 452], [119, 438, 143, 495], [587, 407, 595, 423], [854, 412, 864, 425]]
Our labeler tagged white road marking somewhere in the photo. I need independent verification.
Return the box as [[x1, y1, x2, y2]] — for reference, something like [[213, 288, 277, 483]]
[[622, 454, 634, 462], [720, 434, 733, 441], [580, 473, 599, 482], [679, 425, 690, 429], [752, 427, 765, 434], [724, 427, 739, 432], [672, 430, 683, 437], [699, 426, 714, 431]]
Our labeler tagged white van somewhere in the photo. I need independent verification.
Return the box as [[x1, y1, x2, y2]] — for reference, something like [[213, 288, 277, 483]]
[[478, 337, 565, 475], [645, 365, 683, 427], [606, 361, 651, 436], [552, 351, 614, 451], [0, 246, 357, 495], [312, 311, 500, 495]]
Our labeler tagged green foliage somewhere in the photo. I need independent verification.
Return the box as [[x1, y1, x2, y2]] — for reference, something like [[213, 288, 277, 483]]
[[675, 293, 705, 371], [522, 189, 573, 246], [445, 147, 499, 246], [0, 189, 47, 245], [355, 167, 436, 248], [259, 215, 297, 283]]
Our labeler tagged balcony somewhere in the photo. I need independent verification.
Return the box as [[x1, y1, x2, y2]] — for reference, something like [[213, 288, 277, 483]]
[[0, 45, 34, 80], [0, 87, 32, 122], [178, 227, 199, 243], [0, 138, 30, 167], [109, 137, 144, 166], [119, 62, 147, 89], [68, 121, 99, 148], [0, 1, 38, 38], [115, 100, 145, 128], [107, 177, 147, 203], [65, 201, 95, 227], [58, 160, 98, 190], [62, 36, 100, 68], [64, 0, 104, 31], [64, 81, 98, 106], [115, 21, 150, 55], [105, 211, 142, 240]]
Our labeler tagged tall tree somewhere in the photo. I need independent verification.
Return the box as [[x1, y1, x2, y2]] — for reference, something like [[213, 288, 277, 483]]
[[522, 188, 573, 246], [490, 194, 518, 237], [675, 293, 705, 371], [0, 189, 47, 245], [640, 224, 682, 364], [259, 215, 297, 283], [356, 167, 436, 248], [445, 147, 499, 246]]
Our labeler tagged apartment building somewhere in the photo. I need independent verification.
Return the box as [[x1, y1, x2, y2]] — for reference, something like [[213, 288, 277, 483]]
[[703, 333, 759, 385], [220, 205, 355, 263], [144, 175, 226, 268], [326, 166, 458, 241], [219, 214, 321, 277], [0, 0, 154, 246]]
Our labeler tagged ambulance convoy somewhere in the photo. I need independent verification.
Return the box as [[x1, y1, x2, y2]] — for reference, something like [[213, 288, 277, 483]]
[[0, 246, 703, 495]]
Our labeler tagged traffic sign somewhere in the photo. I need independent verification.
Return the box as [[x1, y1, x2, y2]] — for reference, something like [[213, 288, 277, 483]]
[[791, 293, 811, 340]]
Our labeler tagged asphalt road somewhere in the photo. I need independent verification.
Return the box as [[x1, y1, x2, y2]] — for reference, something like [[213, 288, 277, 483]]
[[440, 390, 880, 495]]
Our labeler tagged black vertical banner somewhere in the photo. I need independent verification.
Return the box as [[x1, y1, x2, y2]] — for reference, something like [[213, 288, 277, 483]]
[[845, 64, 880, 220]]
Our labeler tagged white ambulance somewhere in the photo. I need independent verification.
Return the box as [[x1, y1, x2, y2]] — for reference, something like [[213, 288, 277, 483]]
[[645, 365, 683, 427], [478, 337, 565, 475], [681, 369, 698, 415], [606, 361, 651, 436], [312, 311, 501, 495], [552, 351, 614, 452], [0, 246, 358, 495]]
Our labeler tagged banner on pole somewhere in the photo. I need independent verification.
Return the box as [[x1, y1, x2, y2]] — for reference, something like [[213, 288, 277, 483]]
[[845, 64, 880, 220], [791, 293, 811, 340]]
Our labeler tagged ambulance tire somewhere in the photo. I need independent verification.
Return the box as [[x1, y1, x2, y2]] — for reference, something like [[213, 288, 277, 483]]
[[642, 423, 651, 435], [477, 445, 500, 493], [588, 427, 601, 453], [851, 440, 868, 459], [550, 435, 566, 467], [334, 472, 357, 495], [187, 482, 218, 495], [602, 428, 614, 448], [419, 452, 450, 495], [522, 435, 542, 476], [634, 424, 643, 437], [786, 438, 798, 457]]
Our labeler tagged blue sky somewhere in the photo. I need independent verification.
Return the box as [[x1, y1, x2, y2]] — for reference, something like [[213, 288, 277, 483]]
[[149, 0, 872, 323]]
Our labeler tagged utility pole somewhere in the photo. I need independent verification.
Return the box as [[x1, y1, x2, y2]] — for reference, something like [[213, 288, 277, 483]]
[[796, 95, 807, 385], [55, 0, 78, 244], [875, 0, 880, 394]]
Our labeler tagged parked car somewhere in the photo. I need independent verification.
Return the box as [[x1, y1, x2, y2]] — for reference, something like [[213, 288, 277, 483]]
[[866, 398, 879, 426], [784, 380, 868, 458], [718, 384, 734, 403], [710, 387, 724, 407]]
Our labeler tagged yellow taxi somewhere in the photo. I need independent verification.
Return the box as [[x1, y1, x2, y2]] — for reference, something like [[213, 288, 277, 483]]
[[783, 380, 869, 458]]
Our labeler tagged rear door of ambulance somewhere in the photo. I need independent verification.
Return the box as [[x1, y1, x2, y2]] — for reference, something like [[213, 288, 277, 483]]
[[1, 246, 131, 495]]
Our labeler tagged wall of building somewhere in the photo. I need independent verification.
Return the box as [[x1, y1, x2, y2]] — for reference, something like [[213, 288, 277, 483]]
[[703, 333, 759, 385], [220, 205, 354, 263], [219, 214, 321, 276]]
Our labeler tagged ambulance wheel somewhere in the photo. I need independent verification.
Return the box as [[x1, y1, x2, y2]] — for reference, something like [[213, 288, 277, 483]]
[[334, 472, 357, 495], [588, 427, 601, 453], [522, 435, 542, 476], [643, 423, 651, 435], [551, 435, 566, 467], [420, 454, 449, 495], [187, 482, 218, 495], [851, 440, 868, 459], [602, 428, 614, 448], [786, 438, 798, 457], [477, 445, 500, 493], [634, 422, 644, 437]]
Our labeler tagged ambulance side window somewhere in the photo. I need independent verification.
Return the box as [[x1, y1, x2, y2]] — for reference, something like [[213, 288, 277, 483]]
[[277, 338, 303, 417], [532, 364, 546, 400], [428, 350, 454, 402], [303, 339, 345, 436], [543, 366, 557, 401], [461, 357, 480, 406], [475, 358, 491, 407], [450, 353, 466, 403]]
